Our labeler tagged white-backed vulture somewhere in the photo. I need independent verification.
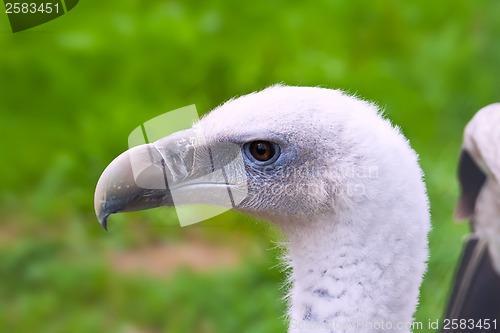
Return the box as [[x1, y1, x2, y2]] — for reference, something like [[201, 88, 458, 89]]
[[95, 85, 430, 333]]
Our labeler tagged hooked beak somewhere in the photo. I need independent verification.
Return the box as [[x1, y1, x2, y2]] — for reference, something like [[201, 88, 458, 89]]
[[94, 129, 247, 230], [454, 149, 487, 221]]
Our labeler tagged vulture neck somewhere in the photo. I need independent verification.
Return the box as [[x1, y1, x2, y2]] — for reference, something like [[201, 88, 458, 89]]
[[278, 213, 418, 333]]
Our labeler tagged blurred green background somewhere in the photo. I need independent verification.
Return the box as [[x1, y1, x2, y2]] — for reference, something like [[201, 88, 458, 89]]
[[1, 0, 499, 332]]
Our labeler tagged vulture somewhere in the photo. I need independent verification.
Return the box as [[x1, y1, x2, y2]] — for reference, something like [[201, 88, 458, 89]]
[[95, 85, 430, 333], [442, 103, 500, 331]]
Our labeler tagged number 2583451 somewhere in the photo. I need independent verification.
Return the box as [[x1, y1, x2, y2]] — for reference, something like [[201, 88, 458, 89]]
[[5, 2, 60, 14]]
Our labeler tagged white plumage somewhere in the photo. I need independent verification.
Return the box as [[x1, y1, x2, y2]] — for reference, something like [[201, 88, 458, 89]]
[[203, 86, 431, 332], [95, 85, 431, 333]]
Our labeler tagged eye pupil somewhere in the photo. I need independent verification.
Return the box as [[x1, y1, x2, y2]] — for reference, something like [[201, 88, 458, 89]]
[[249, 141, 275, 162], [255, 143, 268, 156]]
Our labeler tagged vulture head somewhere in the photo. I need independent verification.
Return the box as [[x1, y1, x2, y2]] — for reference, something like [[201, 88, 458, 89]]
[[95, 85, 430, 332], [456, 103, 500, 272]]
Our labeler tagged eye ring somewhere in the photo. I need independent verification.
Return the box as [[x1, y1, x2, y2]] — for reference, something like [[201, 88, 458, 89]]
[[244, 141, 281, 165]]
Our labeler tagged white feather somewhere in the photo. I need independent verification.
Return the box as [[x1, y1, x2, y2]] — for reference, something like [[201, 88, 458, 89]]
[[200, 85, 431, 332]]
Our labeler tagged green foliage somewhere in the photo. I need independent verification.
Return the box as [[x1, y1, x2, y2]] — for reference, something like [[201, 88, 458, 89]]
[[0, 233, 286, 333], [1, 0, 499, 332]]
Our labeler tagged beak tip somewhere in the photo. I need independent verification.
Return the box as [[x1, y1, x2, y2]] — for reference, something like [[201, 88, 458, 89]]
[[100, 217, 109, 231], [96, 205, 110, 231], [453, 206, 472, 222]]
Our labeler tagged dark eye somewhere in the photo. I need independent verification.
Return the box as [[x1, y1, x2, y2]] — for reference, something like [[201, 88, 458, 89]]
[[246, 141, 280, 164]]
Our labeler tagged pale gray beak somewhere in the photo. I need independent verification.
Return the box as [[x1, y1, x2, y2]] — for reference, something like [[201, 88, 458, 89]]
[[94, 129, 247, 230]]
